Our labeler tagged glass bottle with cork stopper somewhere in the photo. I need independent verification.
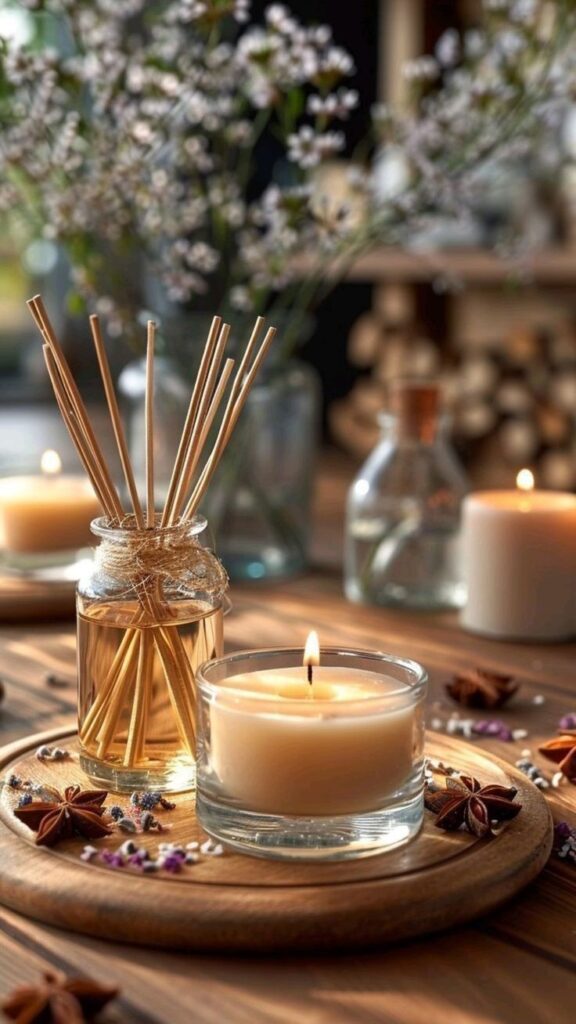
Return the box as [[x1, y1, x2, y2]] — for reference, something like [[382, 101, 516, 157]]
[[344, 379, 468, 609]]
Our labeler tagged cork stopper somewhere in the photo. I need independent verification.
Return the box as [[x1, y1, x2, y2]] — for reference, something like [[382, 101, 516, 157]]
[[387, 380, 440, 442]]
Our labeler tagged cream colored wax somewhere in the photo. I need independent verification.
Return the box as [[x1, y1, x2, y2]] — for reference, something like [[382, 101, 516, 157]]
[[462, 489, 576, 640], [0, 473, 101, 553], [209, 667, 418, 816]]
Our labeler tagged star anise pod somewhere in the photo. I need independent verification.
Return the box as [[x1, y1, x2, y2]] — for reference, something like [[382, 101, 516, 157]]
[[14, 785, 113, 846], [539, 730, 576, 783], [2, 970, 118, 1023], [425, 774, 522, 838], [445, 667, 518, 709]]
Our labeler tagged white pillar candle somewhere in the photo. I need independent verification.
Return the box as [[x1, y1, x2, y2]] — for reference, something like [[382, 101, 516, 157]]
[[0, 450, 101, 554], [208, 640, 420, 817], [462, 470, 576, 641]]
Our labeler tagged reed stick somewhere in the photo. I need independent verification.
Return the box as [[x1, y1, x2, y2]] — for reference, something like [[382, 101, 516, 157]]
[[153, 627, 196, 753], [124, 631, 152, 766], [95, 640, 140, 758], [89, 315, 144, 526], [42, 347, 115, 519], [28, 297, 124, 521], [80, 628, 141, 744], [145, 320, 156, 528], [161, 315, 222, 526]]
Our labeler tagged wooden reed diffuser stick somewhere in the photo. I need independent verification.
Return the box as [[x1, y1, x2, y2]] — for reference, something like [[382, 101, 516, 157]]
[[42, 347, 116, 519], [28, 297, 124, 521], [145, 320, 156, 528], [89, 315, 144, 527]]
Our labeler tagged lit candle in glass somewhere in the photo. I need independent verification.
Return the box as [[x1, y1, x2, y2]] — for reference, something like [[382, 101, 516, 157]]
[[196, 636, 427, 860], [0, 450, 101, 554]]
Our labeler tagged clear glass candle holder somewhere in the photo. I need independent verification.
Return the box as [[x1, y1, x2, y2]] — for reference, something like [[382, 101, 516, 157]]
[[195, 647, 427, 861], [0, 458, 100, 580]]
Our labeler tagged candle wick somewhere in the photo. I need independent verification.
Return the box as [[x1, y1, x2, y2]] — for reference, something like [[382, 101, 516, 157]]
[[307, 663, 313, 686]]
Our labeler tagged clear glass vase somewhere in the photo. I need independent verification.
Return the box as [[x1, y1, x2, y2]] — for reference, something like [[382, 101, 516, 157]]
[[344, 381, 469, 610], [77, 515, 227, 793], [203, 360, 320, 580]]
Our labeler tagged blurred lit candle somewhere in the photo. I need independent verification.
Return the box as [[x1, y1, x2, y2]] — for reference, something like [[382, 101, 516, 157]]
[[0, 450, 101, 554], [462, 470, 576, 641], [208, 632, 418, 816]]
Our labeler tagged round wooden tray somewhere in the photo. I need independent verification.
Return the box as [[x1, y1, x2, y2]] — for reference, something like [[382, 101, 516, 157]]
[[0, 727, 552, 952]]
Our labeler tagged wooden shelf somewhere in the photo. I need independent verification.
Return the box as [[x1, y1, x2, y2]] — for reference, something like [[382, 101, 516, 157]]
[[296, 247, 576, 285]]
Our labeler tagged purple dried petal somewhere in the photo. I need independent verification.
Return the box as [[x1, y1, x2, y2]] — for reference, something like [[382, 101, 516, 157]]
[[472, 720, 514, 741], [127, 851, 149, 868], [101, 850, 125, 868], [559, 714, 576, 731], [554, 821, 576, 845], [162, 853, 184, 873]]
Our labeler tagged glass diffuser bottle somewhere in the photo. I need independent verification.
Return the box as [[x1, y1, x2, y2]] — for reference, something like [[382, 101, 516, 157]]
[[345, 380, 468, 610], [77, 515, 227, 793], [26, 297, 275, 796]]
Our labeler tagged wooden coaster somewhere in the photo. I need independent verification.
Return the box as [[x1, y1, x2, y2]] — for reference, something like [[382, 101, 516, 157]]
[[0, 727, 553, 952]]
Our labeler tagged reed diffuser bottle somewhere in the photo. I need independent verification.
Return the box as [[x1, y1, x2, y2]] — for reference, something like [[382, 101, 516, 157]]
[[77, 515, 227, 792], [26, 293, 276, 794], [345, 380, 468, 610]]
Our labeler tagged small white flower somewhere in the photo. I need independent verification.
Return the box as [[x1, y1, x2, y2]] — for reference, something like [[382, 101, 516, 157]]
[[317, 46, 354, 80], [131, 120, 155, 144], [403, 56, 439, 82], [510, 0, 538, 22], [230, 286, 252, 312], [234, 0, 251, 23], [266, 4, 295, 34], [307, 88, 358, 120], [435, 29, 460, 67], [495, 29, 526, 59], [287, 125, 344, 168]]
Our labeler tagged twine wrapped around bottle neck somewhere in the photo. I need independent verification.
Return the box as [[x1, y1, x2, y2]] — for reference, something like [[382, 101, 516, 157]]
[[93, 520, 228, 604]]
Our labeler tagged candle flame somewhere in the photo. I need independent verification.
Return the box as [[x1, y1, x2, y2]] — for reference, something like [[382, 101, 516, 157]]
[[516, 468, 534, 493], [303, 631, 320, 668], [40, 449, 62, 477]]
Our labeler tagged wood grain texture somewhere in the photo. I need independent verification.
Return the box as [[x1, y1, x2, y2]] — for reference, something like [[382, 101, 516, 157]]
[[0, 728, 552, 952], [0, 457, 574, 1020]]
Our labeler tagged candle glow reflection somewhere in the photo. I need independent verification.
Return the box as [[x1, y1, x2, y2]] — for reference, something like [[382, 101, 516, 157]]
[[516, 468, 534, 492], [40, 449, 62, 477]]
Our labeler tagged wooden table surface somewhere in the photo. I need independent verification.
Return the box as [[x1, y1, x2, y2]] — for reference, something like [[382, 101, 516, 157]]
[[0, 455, 575, 1023]]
